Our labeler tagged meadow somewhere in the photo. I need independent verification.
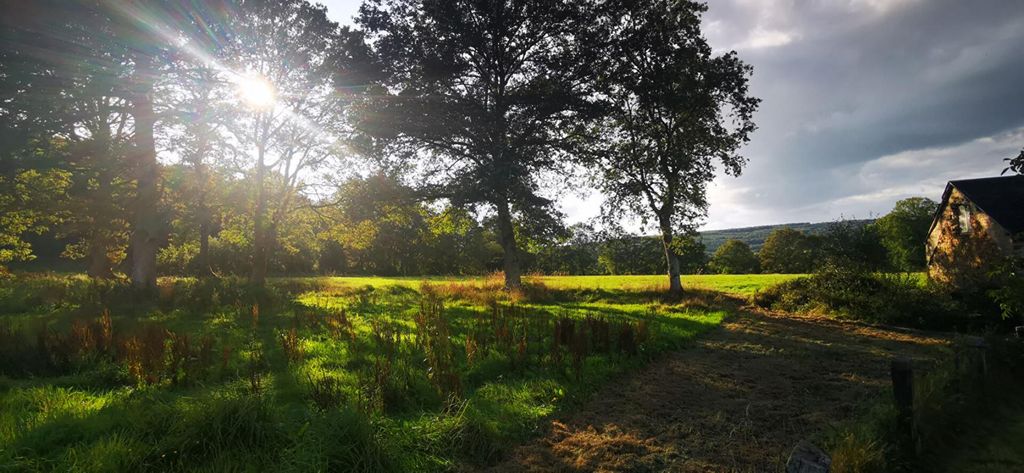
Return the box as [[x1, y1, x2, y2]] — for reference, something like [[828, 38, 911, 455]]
[[0, 273, 786, 472]]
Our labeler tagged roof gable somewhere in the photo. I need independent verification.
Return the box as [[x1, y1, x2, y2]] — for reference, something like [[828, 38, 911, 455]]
[[948, 175, 1024, 234]]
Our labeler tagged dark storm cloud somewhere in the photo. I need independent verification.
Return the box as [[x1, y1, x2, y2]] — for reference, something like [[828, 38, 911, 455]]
[[701, 0, 1024, 228]]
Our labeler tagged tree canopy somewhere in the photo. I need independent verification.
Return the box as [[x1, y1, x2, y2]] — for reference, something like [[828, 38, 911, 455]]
[[343, 0, 603, 289], [708, 239, 759, 274], [759, 228, 820, 274], [874, 197, 938, 271]]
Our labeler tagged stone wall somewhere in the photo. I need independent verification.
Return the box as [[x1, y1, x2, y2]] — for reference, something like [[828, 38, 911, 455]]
[[926, 187, 1013, 289]]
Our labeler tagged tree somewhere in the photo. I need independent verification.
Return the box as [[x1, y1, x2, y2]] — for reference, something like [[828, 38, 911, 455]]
[[759, 228, 820, 274], [222, 0, 348, 286], [322, 174, 431, 276], [674, 235, 708, 274], [594, 0, 759, 294], [708, 239, 759, 274], [164, 63, 233, 276], [346, 0, 601, 289], [874, 197, 939, 271], [0, 1, 141, 279], [1, 0, 234, 289], [1003, 148, 1023, 175], [532, 222, 603, 275], [597, 235, 664, 275], [819, 220, 888, 271]]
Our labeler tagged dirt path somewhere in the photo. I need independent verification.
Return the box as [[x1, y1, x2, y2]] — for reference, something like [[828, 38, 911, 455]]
[[491, 308, 952, 473]]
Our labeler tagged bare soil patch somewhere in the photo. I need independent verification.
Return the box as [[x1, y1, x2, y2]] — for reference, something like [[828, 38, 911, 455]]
[[490, 308, 951, 472]]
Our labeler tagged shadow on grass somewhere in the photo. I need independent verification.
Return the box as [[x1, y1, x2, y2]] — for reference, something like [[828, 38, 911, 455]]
[[489, 306, 954, 473]]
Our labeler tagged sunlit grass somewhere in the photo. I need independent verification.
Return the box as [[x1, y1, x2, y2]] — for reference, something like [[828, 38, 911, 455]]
[[0, 274, 731, 472], [285, 273, 804, 297]]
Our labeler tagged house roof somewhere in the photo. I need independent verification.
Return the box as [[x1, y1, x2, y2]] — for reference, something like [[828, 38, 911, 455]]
[[947, 175, 1024, 234]]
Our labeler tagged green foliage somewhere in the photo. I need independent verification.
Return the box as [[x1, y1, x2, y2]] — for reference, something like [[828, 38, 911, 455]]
[[874, 197, 938, 271], [708, 239, 759, 274], [597, 236, 666, 275], [987, 257, 1024, 321], [758, 227, 820, 273], [671, 235, 708, 274], [0, 169, 71, 270], [753, 265, 965, 329], [819, 220, 889, 271], [346, 0, 603, 288]]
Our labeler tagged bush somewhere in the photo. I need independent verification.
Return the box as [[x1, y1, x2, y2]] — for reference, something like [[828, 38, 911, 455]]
[[753, 264, 963, 329]]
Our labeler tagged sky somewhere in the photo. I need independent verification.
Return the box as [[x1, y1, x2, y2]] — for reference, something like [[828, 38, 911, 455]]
[[320, 0, 1024, 231]]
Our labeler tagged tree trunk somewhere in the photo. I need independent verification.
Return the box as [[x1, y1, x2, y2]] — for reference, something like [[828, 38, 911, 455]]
[[128, 55, 161, 292], [495, 198, 522, 290], [195, 161, 212, 277], [191, 89, 214, 277], [87, 109, 114, 280], [197, 217, 211, 276], [87, 235, 113, 279], [660, 218, 682, 295], [250, 140, 268, 287]]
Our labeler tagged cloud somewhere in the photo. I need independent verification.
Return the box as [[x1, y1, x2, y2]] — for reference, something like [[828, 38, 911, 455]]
[[700, 0, 1024, 229], [736, 27, 797, 49]]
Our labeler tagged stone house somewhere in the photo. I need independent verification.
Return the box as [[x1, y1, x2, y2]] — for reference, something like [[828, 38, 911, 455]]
[[926, 175, 1024, 289]]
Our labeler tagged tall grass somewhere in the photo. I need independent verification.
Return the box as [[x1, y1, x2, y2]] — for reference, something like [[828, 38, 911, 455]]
[[0, 273, 727, 471]]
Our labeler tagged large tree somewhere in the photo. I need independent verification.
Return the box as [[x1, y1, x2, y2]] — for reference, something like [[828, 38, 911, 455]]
[[874, 197, 938, 271], [221, 0, 348, 286], [594, 0, 759, 294], [1, 0, 231, 289], [759, 227, 820, 274], [1, 0, 139, 278], [346, 0, 602, 289], [708, 239, 758, 274]]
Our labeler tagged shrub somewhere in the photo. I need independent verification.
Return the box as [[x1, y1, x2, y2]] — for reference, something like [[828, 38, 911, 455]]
[[754, 264, 962, 329]]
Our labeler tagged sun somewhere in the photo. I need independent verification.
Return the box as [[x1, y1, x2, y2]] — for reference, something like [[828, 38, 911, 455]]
[[237, 73, 276, 109]]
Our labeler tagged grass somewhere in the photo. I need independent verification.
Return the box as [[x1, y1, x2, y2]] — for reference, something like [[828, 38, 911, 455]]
[[287, 273, 802, 297], [942, 407, 1024, 472], [0, 273, 751, 472]]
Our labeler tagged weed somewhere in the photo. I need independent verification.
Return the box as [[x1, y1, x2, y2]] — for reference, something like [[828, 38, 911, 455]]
[[279, 326, 305, 364], [248, 341, 265, 395], [414, 293, 461, 400], [306, 374, 346, 412]]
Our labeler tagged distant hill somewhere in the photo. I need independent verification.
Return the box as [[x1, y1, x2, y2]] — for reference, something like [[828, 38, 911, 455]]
[[698, 219, 875, 254]]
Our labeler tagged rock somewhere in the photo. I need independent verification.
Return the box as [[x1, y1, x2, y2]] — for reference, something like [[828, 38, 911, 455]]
[[786, 441, 831, 473]]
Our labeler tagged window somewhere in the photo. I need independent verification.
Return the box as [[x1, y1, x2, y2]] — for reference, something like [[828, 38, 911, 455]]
[[955, 204, 972, 235]]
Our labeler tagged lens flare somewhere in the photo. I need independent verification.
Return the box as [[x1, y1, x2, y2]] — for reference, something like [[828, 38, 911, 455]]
[[238, 74, 276, 109]]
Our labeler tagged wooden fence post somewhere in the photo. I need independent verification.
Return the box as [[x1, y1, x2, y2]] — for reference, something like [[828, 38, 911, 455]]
[[891, 357, 914, 444]]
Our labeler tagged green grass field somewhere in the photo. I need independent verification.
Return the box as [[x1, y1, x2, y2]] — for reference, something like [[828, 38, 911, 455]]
[[0, 274, 782, 472], [286, 273, 802, 297]]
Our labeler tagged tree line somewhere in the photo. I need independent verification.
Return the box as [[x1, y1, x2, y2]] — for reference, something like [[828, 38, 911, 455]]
[[1, 0, 759, 293], [705, 197, 939, 274]]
